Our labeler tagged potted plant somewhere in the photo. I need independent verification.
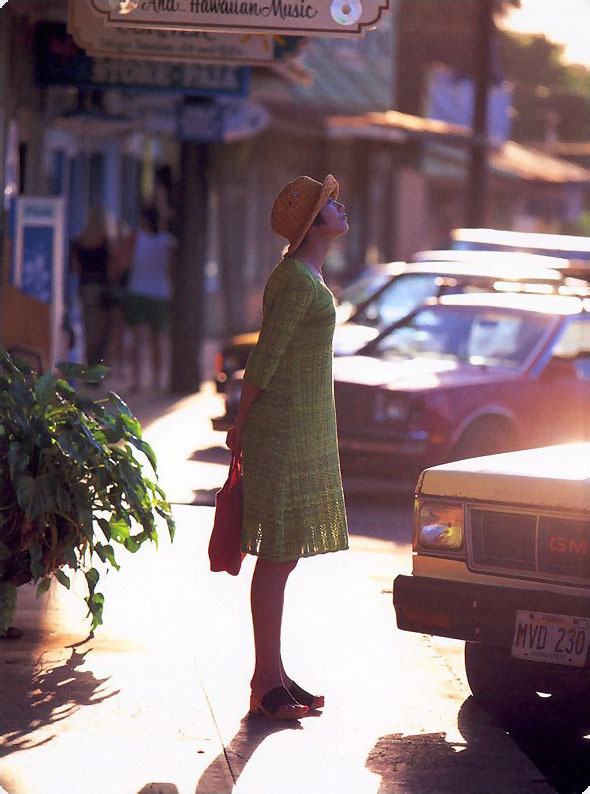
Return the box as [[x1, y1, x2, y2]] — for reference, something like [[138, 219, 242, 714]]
[[0, 348, 175, 635]]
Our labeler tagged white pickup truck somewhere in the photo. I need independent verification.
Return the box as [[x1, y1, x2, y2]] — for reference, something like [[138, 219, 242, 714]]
[[393, 443, 590, 706]]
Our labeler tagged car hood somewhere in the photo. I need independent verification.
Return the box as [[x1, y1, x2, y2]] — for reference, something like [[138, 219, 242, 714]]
[[419, 443, 590, 512], [332, 354, 516, 391], [333, 323, 380, 356]]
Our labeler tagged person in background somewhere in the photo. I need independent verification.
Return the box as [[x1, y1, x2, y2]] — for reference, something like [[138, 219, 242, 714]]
[[226, 174, 350, 720], [124, 204, 176, 392], [105, 220, 135, 379], [70, 207, 111, 368]]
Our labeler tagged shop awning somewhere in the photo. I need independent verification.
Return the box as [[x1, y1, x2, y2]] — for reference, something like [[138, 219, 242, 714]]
[[325, 112, 590, 185]]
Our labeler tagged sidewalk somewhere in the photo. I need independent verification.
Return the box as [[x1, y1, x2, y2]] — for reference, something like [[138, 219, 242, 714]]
[[0, 386, 554, 794]]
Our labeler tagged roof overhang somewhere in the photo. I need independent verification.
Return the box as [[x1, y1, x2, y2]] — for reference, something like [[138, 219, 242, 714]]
[[325, 111, 590, 185]]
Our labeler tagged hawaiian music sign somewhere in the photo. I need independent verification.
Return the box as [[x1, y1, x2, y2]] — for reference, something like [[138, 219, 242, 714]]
[[84, 0, 392, 37], [69, 0, 303, 63]]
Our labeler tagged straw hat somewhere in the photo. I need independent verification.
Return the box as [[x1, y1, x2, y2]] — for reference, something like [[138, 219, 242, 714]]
[[271, 174, 339, 255]]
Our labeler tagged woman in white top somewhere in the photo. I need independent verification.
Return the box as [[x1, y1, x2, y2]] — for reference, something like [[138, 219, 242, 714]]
[[124, 204, 176, 391]]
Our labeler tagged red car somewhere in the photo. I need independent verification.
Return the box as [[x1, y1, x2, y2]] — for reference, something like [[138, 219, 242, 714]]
[[334, 292, 590, 480]]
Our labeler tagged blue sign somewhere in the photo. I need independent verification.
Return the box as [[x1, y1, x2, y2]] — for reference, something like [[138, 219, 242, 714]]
[[21, 226, 54, 303], [11, 196, 66, 368]]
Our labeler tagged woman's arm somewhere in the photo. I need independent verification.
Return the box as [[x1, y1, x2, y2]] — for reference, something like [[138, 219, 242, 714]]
[[226, 378, 260, 452]]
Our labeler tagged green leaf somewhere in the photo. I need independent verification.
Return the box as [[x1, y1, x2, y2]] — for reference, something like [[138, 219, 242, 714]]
[[136, 439, 158, 472], [89, 592, 105, 631], [34, 373, 57, 405], [36, 474, 57, 513], [30, 418, 53, 449], [36, 578, 51, 598], [119, 411, 141, 437], [15, 473, 56, 521], [124, 536, 141, 553], [9, 379, 33, 408], [109, 518, 130, 543], [103, 416, 125, 445], [95, 543, 120, 570], [108, 391, 133, 417], [80, 520, 94, 543], [56, 431, 88, 465], [55, 569, 70, 590], [63, 545, 78, 569], [56, 485, 72, 514], [16, 475, 46, 522], [85, 567, 99, 597], [56, 378, 75, 398], [98, 518, 111, 541], [57, 362, 108, 384], [8, 442, 30, 481], [29, 540, 44, 579]]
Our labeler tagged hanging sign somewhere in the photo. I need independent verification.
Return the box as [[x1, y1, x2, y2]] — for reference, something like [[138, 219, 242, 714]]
[[177, 97, 269, 141], [36, 22, 248, 96], [69, 0, 304, 64], [85, 0, 391, 38]]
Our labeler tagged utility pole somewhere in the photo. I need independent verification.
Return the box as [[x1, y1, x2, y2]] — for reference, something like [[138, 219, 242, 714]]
[[465, 0, 494, 228], [170, 141, 208, 393]]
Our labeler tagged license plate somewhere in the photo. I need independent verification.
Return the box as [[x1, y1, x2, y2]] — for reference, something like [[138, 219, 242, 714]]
[[511, 610, 590, 667]]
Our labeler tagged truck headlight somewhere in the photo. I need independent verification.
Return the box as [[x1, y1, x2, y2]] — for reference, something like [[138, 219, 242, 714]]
[[415, 500, 464, 551], [374, 392, 409, 423]]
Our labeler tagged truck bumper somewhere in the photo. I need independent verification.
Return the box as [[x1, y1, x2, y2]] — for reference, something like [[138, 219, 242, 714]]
[[393, 574, 590, 646]]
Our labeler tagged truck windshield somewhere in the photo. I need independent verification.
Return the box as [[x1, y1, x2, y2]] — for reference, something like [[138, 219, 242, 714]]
[[372, 306, 554, 369], [353, 273, 442, 329]]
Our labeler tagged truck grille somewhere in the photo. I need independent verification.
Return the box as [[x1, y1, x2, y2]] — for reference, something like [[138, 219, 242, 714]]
[[470, 508, 590, 584]]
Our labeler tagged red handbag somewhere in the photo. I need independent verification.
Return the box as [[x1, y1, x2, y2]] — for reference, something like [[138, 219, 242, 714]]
[[208, 451, 246, 575]]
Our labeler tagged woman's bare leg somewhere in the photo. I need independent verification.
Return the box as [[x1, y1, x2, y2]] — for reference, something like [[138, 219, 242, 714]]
[[250, 556, 297, 697]]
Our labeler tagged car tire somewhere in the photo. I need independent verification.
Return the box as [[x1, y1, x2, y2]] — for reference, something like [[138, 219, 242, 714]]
[[451, 417, 516, 461], [464, 642, 538, 711]]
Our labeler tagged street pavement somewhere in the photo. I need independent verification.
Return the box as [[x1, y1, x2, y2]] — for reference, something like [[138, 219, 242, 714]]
[[0, 382, 554, 794]]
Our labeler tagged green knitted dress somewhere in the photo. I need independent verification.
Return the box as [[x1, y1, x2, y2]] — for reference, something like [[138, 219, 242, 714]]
[[241, 257, 349, 562]]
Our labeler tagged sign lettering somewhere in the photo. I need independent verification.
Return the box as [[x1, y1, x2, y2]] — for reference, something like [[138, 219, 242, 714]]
[[88, 0, 392, 37], [69, 0, 304, 64]]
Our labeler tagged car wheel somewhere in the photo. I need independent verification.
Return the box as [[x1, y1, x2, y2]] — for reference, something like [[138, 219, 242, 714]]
[[464, 642, 538, 710], [451, 417, 515, 461]]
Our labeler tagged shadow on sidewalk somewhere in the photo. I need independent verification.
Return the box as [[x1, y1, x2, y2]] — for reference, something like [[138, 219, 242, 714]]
[[0, 638, 117, 757], [194, 714, 304, 793], [190, 489, 218, 507], [365, 697, 545, 793], [495, 691, 590, 793], [190, 446, 230, 466]]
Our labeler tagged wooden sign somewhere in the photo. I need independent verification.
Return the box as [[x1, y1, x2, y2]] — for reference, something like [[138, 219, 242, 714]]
[[85, 0, 392, 38], [69, 0, 304, 63]]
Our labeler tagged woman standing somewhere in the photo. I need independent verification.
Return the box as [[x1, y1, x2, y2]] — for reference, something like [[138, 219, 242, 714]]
[[124, 205, 176, 391], [71, 207, 111, 367], [227, 174, 349, 721]]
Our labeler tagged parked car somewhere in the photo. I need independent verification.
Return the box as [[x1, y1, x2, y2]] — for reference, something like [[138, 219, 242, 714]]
[[333, 291, 590, 479], [450, 227, 590, 281], [212, 259, 575, 430], [413, 248, 590, 293], [347, 258, 576, 337], [393, 442, 590, 707], [213, 261, 406, 395]]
